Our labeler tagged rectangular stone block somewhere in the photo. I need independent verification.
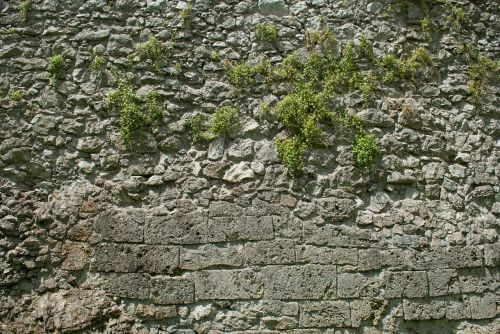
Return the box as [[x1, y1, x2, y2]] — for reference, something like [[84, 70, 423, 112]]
[[484, 243, 500, 267], [296, 246, 357, 265], [145, 211, 209, 245], [244, 240, 295, 265], [150, 276, 194, 305], [337, 273, 380, 298], [383, 271, 428, 298], [350, 298, 385, 328], [93, 208, 144, 243], [458, 268, 498, 294], [263, 265, 336, 300], [446, 295, 471, 320], [180, 244, 243, 270], [209, 201, 243, 217], [190, 269, 263, 300], [207, 216, 274, 242], [101, 273, 150, 299], [427, 269, 460, 296], [358, 248, 403, 271], [470, 293, 497, 319], [403, 299, 446, 320], [91, 243, 178, 274], [304, 222, 371, 247], [299, 301, 350, 328], [62, 241, 90, 271], [423, 247, 483, 269]]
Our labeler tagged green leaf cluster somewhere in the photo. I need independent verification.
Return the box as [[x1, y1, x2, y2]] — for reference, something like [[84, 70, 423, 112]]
[[108, 81, 163, 144], [47, 54, 64, 79], [255, 23, 279, 43]]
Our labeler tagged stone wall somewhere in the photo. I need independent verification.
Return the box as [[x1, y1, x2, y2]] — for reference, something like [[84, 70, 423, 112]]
[[0, 0, 499, 333]]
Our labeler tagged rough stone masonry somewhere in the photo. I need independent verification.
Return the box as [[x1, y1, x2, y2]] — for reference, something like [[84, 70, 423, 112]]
[[0, 0, 499, 333]]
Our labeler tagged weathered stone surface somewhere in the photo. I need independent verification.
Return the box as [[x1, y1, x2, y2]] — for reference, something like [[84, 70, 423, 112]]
[[403, 299, 446, 320], [383, 271, 428, 298], [223, 162, 256, 182], [145, 211, 209, 245], [337, 273, 380, 298], [244, 240, 295, 265], [93, 208, 144, 243], [258, 0, 289, 16], [207, 216, 274, 242], [427, 269, 460, 296], [190, 269, 263, 300], [469, 293, 497, 319], [299, 301, 350, 328], [91, 243, 178, 274], [150, 277, 194, 305], [296, 246, 357, 265], [101, 273, 150, 299], [263, 265, 336, 299], [61, 241, 90, 271], [180, 244, 244, 270]]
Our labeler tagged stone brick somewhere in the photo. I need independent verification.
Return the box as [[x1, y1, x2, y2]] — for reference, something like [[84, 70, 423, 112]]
[[296, 246, 357, 265], [484, 243, 500, 267], [427, 269, 460, 296], [207, 216, 274, 242], [263, 265, 336, 299], [208, 201, 243, 217], [337, 273, 380, 298], [244, 240, 295, 265], [145, 211, 209, 245], [315, 196, 357, 222], [469, 293, 497, 319], [304, 222, 371, 247], [101, 273, 150, 299], [403, 299, 446, 320], [358, 248, 402, 271], [350, 298, 386, 328], [383, 271, 428, 298], [299, 301, 350, 328], [93, 208, 144, 243], [61, 241, 90, 271], [190, 269, 262, 300], [91, 243, 178, 274], [180, 244, 243, 270], [150, 277, 194, 305], [458, 268, 498, 294], [446, 295, 471, 320]]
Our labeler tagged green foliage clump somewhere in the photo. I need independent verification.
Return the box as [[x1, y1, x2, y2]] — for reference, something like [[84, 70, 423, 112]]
[[209, 106, 240, 136], [359, 35, 374, 61], [180, 4, 193, 27], [22, 0, 32, 21], [10, 90, 24, 102], [47, 54, 64, 79], [420, 17, 432, 35], [130, 37, 168, 72], [90, 56, 106, 72], [304, 27, 335, 51], [352, 131, 378, 167], [209, 51, 220, 61], [379, 47, 433, 81], [255, 23, 279, 43], [108, 81, 163, 144], [187, 114, 211, 142], [225, 62, 256, 87], [468, 56, 499, 102], [276, 137, 307, 173]]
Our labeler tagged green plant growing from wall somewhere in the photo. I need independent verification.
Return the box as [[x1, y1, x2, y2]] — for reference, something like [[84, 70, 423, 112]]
[[352, 131, 379, 167], [108, 80, 163, 145], [209, 51, 220, 61], [129, 36, 168, 72], [304, 27, 335, 51], [468, 55, 499, 102], [209, 106, 240, 137], [180, 4, 193, 28], [187, 114, 211, 142], [22, 0, 32, 22], [224, 62, 258, 88], [9, 90, 24, 102], [47, 54, 65, 79], [255, 23, 279, 43], [90, 56, 106, 72]]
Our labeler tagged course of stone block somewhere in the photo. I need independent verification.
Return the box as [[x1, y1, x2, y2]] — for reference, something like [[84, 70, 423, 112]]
[[0, 0, 499, 333]]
